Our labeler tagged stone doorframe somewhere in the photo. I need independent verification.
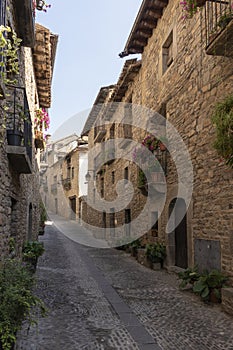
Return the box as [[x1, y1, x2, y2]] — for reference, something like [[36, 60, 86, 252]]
[[163, 185, 193, 268]]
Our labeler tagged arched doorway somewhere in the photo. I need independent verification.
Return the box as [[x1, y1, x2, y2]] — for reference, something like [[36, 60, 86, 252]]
[[169, 198, 188, 268]]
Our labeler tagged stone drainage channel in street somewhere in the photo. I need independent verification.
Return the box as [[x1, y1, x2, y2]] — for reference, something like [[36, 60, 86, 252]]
[[16, 215, 233, 350], [16, 222, 160, 350]]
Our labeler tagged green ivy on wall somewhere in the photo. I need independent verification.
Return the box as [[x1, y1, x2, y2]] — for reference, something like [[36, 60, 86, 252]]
[[211, 95, 233, 168], [0, 25, 21, 85]]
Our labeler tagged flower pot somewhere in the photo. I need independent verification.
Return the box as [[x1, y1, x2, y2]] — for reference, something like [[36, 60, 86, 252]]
[[35, 138, 44, 150], [35, 130, 43, 139], [159, 142, 167, 151], [210, 288, 221, 303], [7, 129, 23, 146]]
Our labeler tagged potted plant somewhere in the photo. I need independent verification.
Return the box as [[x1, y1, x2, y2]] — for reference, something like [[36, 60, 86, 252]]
[[158, 136, 168, 151], [193, 269, 229, 303], [6, 91, 27, 147], [142, 134, 159, 152], [22, 240, 45, 272], [6, 129, 23, 146], [180, 0, 205, 19], [145, 242, 166, 268], [178, 265, 200, 289], [129, 239, 141, 258]]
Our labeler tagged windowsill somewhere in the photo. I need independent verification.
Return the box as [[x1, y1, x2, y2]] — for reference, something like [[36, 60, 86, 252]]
[[162, 58, 174, 76]]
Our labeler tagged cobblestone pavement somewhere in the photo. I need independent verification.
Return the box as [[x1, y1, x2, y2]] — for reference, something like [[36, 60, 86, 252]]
[[16, 219, 233, 350]]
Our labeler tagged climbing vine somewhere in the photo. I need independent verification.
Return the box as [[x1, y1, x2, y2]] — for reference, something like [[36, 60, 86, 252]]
[[0, 25, 21, 85]]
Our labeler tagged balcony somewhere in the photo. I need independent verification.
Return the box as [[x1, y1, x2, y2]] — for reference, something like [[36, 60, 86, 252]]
[[105, 147, 115, 165], [94, 125, 106, 143], [119, 124, 132, 149], [148, 171, 166, 193], [6, 86, 32, 174], [14, 0, 35, 47], [205, 0, 233, 56], [51, 183, 57, 195], [94, 152, 105, 172], [43, 183, 48, 192], [137, 149, 168, 195], [62, 177, 71, 191]]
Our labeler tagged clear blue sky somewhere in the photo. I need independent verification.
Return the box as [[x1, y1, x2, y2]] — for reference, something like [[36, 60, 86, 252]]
[[36, 0, 142, 136]]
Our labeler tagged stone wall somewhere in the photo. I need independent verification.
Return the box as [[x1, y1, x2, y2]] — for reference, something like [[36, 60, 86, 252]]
[[0, 0, 42, 259], [85, 0, 233, 283]]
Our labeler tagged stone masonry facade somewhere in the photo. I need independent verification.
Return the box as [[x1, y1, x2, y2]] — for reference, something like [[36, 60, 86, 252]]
[[40, 136, 88, 221], [82, 0, 233, 313], [0, 0, 57, 259]]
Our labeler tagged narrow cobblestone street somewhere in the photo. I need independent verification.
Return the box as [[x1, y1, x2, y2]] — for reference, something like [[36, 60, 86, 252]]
[[17, 217, 233, 350]]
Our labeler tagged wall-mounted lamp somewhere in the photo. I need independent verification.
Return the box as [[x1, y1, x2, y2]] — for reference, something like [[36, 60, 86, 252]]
[[36, 0, 45, 11], [85, 170, 95, 182]]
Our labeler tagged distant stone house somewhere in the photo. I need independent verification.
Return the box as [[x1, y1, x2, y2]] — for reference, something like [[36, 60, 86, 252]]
[[82, 0, 233, 311], [40, 135, 88, 221], [0, 0, 58, 258]]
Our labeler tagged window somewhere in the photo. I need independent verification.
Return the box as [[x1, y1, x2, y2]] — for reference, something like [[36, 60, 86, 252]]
[[123, 101, 132, 139], [53, 175, 57, 184], [72, 167, 74, 179], [125, 209, 131, 236], [124, 167, 129, 180], [110, 208, 115, 236], [111, 171, 115, 184], [100, 177, 104, 198], [151, 211, 159, 235], [67, 166, 71, 179], [0, 0, 6, 26], [162, 31, 173, 74], [110, 123, 115, 139]]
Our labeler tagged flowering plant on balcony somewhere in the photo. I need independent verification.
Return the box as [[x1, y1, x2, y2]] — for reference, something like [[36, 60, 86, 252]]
[[180, 0, 206, 19], [34, 108, 50, 131], [142, 134, 159, 151], [133, 135, 159, 164], [180, 0, 197, 18]]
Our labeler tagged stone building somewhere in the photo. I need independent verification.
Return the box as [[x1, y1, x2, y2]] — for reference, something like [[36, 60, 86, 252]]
[[40, 135, 88, 221], [0, 0, 58, 258], [82, 0, 233, 311]]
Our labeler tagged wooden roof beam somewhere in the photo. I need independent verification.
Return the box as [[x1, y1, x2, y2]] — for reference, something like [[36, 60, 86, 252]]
[[145, 9, 162, 18]]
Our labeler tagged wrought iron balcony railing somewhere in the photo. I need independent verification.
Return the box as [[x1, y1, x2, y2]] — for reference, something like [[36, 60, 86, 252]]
[[62, 177, 71, 191], [51, 183, 57, 194], [205, 0, 233, 56], [5, 85, 32, 174]]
